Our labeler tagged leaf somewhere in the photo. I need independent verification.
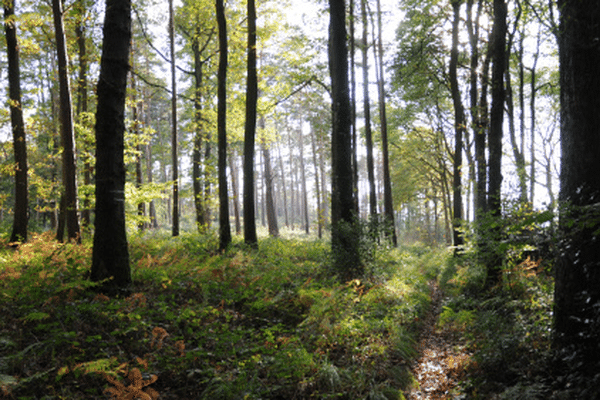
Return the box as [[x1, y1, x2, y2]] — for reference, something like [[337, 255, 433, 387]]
[[21, 311, 50, 322]]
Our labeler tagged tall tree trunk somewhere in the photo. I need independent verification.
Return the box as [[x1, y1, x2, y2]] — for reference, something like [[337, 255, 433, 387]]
[[476, 45, 490, 220], [75, 0, 91, 228], [146, 142, 158, 228], [529, 30, 541, 205], [277, 141, 289, 228], [485, 0, 507, 288], [361, 0, 377, 222], [554, 0, 600, 370], [130, 59, 145, 231], [5, 1, 28, 244], [169, 0, 179, 237], [330, 0, 360, 279], [91, 0, 132, 288], [298, 129, 309, 234], [310, 128, 323, 239], [449, 0, 465, 250], [261, 119, 278, 237], [216, 0, 231, 250], [374, 0, 396, 245], [192, 33, 207, 230], [53, 0, 80, 243], [243, 0, 258, 246], [349, 0, 359, 215], [229, 150, 241, 234]]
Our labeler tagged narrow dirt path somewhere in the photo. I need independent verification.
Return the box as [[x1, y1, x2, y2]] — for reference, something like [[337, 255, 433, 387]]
[[404, 282, 473, 400]]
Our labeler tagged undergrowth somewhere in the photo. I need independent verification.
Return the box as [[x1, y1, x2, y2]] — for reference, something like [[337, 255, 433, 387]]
[[0, 231, 446, 399], [438, 205, 560, 399]]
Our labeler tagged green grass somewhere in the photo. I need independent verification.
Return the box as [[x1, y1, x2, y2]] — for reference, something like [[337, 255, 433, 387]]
[[0, 232, 445, 399]]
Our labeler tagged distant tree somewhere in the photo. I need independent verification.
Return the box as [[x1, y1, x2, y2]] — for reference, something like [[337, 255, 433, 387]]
[[329, 0, 361, 279], [90, 0, 132, 288], [554, 0, 600, 373], [243, 0, 258, 247], [216, 0, 231, 251], [4, 0, 28, 244], [52, 0, 81, 243]]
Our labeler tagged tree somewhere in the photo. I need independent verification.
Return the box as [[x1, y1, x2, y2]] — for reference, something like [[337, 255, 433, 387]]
[[4, 0, 28, 244], [216, 0, 231, 251], [52, 0, 81, 243], [449, 0, 465, 250], [329, 0, 360, 279], [169, 0, 179, 237], [554, 0, 600, 373], [243, 0, 258, 246], [485, 0, 507, 287], [374, 0, 396, 246], [90, 0, 132, 288], [360, 0, 377, 221]]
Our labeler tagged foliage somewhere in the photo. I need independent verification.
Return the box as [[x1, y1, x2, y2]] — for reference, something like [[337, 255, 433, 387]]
[[437, 203, 560, 398], [0, 232, 444, 399]]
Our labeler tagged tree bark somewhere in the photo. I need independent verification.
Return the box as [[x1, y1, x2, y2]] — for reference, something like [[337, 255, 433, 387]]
[[169, 0, 179, 237], [360, 0, 377, 222], [330, 0, 360, 279], [53, 0, 81, 243], [260, 118, 278, 237], [216, 0, 231, 250], [554, 0, 600, 369], [310, 128, 323, 239], [449, 0, 465, 250], [192, 31, 208, 230], [243, 0, 258, 246], [374, 0, 396, 246], [91, 0, 132, 288], [75, 0, 91, 228], [130, 59, 145, 231], [485, 0, 507, 288], [5, 0, 28, 244]]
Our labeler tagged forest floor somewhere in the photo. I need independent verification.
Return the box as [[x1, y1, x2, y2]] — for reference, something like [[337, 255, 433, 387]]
[[2, 230, 578, 399], [404, 282, 472, 400]]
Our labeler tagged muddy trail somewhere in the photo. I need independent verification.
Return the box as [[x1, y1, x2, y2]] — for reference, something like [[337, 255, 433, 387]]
[[405, 283, 473, 400]]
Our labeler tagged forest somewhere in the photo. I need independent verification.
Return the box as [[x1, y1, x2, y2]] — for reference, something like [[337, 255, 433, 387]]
[[1, 0, 599, 398]]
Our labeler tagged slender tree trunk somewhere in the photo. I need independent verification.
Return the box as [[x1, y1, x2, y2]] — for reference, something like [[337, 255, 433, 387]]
[[261, 119, 278, 237], [146, 142, 157, 228], [310, 128, 323, 239], [91, 0, 132, 288], [529, 31, 541, 205], [277, 141, 289, 228], [298, 129, 309, 234], [349, 0, 359, 215], [374, 0, 396, 245], [229, 150, 241, 234], [169, 0, 179, 237], [216, 0, 231, 250], [192, 35, 207, 230], [449, 0, 464, 250], [130, 60, 145, 231], [243, 0, 258, 246], [330, 0, 360, 279], [5, 1, 28, 244], [53, 0, 81, 243], [361, 0, 377, 222], [76, 0, 91, 228], [554, 0, 600, 369]]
